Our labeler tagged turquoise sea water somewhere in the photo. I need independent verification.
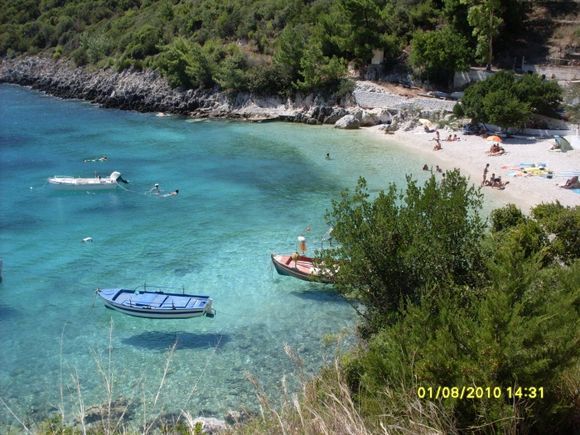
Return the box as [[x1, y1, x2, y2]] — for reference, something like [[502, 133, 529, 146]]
[[0, 84, 437, 428]]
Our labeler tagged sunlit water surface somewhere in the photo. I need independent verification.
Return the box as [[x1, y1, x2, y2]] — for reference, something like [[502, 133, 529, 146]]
[[0, 84, 492, 428]]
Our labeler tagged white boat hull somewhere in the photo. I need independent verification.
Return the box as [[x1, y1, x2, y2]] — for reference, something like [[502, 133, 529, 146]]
[[103, 301, 209, 318], [48, 179, 118, 190], [48, 171, 125, 190]]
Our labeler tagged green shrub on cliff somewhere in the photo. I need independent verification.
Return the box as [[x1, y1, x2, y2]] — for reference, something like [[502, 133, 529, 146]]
[[410, 26, 472, 86], [155, 37, 212, 89], [295, 35, 347, 92], [455, 71, 563, 128]]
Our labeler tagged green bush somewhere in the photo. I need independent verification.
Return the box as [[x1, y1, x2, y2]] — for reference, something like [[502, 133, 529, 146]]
[[344, 258, 579, 432], [71, 46, 88, 66], [322, 170, 486, 329], [52, 44, 63, 59], [532, 203, 580, 264], [245, 63, 286, 95], [211, 43, 248, 91], [459, 71, 563, 128], [531, 201, 563, 220], [155, 37, 213, 89], [410, 26, 471, 86], [296, 35, 347, 92], [124, 25, 161, 60], [490, 203, 527, 232]]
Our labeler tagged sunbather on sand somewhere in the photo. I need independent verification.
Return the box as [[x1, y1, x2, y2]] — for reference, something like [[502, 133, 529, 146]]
[[487, 143, 505, 156], [483, 173, 509, 189], [560, 176, 580, 189], [490, 175, 510, 190]]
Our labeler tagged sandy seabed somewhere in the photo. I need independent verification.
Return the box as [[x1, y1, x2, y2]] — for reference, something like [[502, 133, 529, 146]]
[[362, 125, 580, 212]]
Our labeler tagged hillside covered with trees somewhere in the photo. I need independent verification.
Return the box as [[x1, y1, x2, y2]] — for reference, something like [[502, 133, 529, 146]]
[[3, 0, 576, 95]]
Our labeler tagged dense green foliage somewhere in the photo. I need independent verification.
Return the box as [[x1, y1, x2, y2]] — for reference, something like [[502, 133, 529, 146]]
[[323, 176, 579, 433], [462, 0, 503, 67], [323, 171, 486, 330], [1, 0, 532, 93], [489, 202, 526, 232], [410, 26, 471, 85], [531, 202, 580, 264], [454, 71, 563, 128]]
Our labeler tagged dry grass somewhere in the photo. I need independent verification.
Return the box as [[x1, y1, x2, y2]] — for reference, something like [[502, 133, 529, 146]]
[[0, 328, 461, 435], [223, 345, 457, 435]]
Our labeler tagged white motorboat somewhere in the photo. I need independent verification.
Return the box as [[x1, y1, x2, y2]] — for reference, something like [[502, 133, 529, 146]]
[[48, 171, 128, 190]]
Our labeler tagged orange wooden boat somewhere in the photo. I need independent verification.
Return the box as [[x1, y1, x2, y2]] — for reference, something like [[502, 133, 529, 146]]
[[271, 253, 334, 284]]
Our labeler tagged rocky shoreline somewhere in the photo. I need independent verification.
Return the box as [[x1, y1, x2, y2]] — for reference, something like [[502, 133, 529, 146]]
[[0, 56, 454, 128]]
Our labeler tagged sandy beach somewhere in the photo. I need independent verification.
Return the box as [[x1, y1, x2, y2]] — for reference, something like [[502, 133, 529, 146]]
[[363, 125, 580, 212]]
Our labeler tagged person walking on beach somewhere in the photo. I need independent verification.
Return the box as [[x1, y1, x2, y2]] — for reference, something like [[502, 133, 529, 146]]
[[482, 163, 490, 186]]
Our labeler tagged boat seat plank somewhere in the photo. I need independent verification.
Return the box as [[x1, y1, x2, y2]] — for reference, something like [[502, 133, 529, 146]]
[[161, 296, 192, 309], [135, 293, 167, 306], [191, 299, 207, 308]]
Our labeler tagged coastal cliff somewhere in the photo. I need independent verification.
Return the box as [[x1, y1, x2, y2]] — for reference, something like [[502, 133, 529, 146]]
[[0, 56, 359, 124], [0, 56, 455, 127]]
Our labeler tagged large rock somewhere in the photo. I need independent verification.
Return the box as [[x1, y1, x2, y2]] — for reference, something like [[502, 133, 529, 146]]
[[359, 110, 379, 126], [192, 417, 227, 434], [334, 114, 360, 129], [323, 108, 349, 124]]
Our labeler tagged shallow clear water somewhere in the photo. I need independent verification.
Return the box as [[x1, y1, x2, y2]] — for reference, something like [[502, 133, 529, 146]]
[[0, 84, 442, 428]]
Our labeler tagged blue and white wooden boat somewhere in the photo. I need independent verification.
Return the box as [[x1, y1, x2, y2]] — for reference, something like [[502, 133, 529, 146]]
[[96, 286, 215, 319]]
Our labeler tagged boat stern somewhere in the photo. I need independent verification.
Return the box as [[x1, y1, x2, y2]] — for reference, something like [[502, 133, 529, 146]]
[[204, 298, 216, 317]]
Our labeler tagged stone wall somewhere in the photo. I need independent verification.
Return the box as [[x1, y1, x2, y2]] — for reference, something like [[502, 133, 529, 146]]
[[353, 81, 456, 113], [453, 69, 495, 90], [521, 64, 579, 82]]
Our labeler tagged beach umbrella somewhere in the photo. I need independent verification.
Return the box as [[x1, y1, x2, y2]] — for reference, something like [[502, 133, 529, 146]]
[[486, 135, 502, 143], [554, 135, 573, 152]]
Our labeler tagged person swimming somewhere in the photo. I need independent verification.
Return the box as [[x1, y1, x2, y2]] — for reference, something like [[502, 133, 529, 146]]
[[83, 155, 108, 162], [162, 189, 179, 197], [149, 183, 161, 195]]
